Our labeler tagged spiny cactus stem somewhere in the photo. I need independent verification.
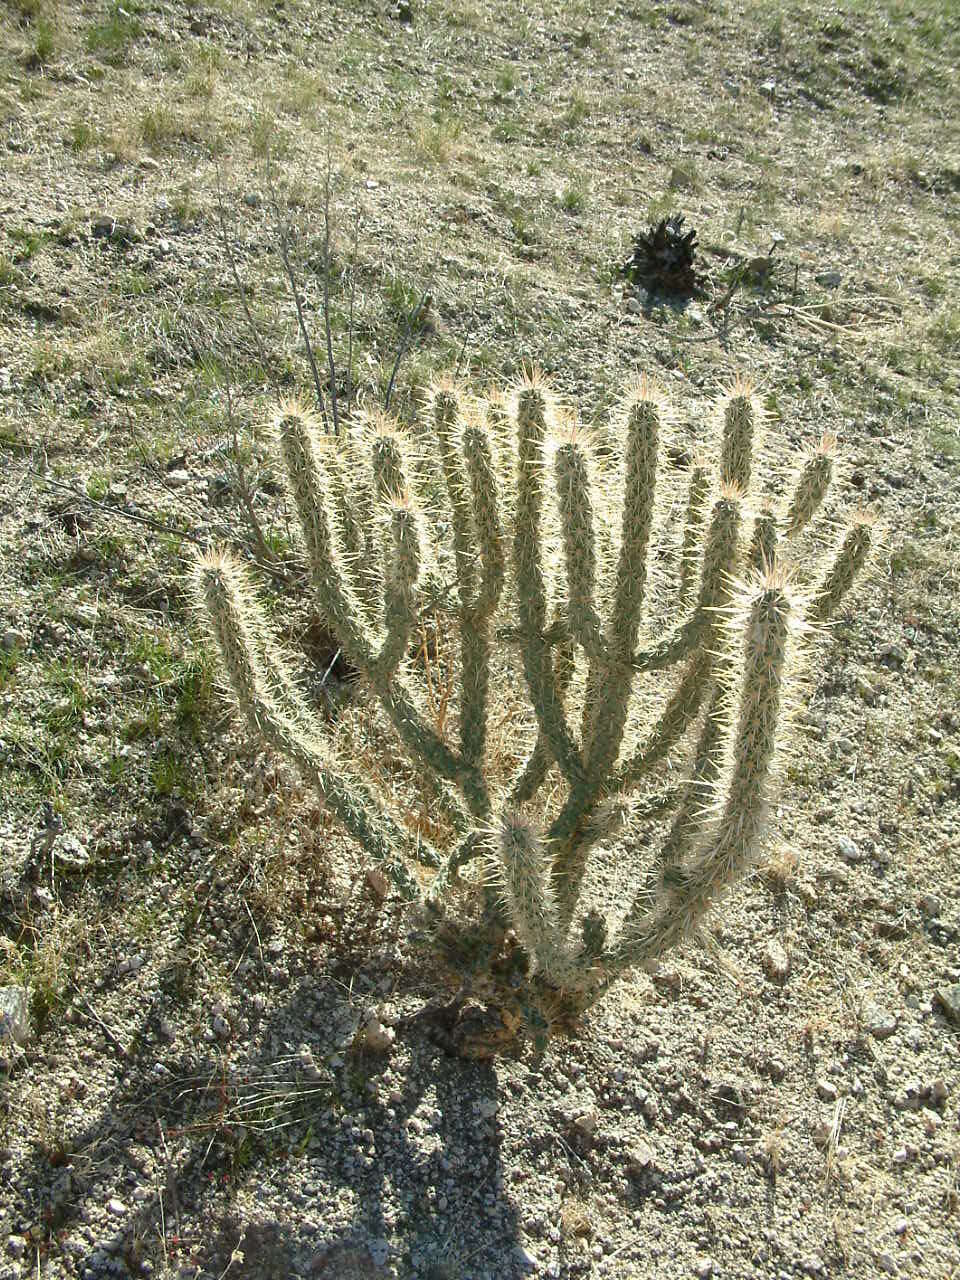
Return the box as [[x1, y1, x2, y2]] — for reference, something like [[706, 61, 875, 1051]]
[[514, 397, 583, 785], [630, 608, 708, 673], [498, 814, 564, 978], [608, 396, 660, 658], [555, 439, 603, 657], [373, 502, 421, 680], [509, 622, 575, 806], [371, 429, 407, 501], [462, 421, 506, 617], [749, 508, 779, 574], [200, 556, 426, 898], [720, 391, 756, 492], [678, 464, 710, 606], [278, 412, 374, 670], [424, 830, 490, 907], [814, 519, 872, 620], [436, 416, 479, 608], [614, 651, 714, 792], [785, 441, 835, 535], [654, 682, 726, 894], [610, 577, 791, 970], [698, 492, 743, 611]]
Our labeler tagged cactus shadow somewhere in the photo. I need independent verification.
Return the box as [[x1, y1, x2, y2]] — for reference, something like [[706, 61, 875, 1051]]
[[9, 968, 522, 1280]]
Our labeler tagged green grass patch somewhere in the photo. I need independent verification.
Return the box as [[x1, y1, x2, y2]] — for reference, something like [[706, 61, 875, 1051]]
[[85, 2, 143, 65]]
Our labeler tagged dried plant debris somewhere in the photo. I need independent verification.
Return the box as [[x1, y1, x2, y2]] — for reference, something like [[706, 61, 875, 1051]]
[[621, 213, 704, 297]]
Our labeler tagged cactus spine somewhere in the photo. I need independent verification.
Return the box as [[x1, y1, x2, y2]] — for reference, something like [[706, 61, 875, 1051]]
[[195, 369, 875, 1045]]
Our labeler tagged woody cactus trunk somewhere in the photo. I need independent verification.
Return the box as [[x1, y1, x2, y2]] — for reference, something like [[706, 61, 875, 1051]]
[[195, 371, 874, 1053]]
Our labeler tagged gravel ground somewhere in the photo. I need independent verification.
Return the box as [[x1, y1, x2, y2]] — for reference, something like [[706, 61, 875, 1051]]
[[2, 0, 959, 1276]]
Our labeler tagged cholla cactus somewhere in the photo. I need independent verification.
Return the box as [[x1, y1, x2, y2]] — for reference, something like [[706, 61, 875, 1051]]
[[194, 371, 875, 1051]]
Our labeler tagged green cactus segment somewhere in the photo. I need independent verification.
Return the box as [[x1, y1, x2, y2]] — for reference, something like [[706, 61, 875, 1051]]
[[279, 405, 489, 814], [509, 622, 576, 806], [373, 497, 421, 680], [197, 552, 426, 897], [609, 391, 660, 658], [785, 437, 835, 535], [459, 416, 505, 773], [719, 387, 757, 492], [370, 423, 408, 501], [611, 575, 792, 969], [328, 448, 380, 620], [655, 682, 725, 895], [434, 395, 480, 608], [749, 507, 779, 574], [563, 388, 663, 890], [678, 463, 710, 606], [278, 409, 375, 668], [514, 382, 583, 783], [555, 436, 603, 658], [497, 812, 565, 977], [814, 517, 873, 620], [462, 419, 506, 616], [630, 491, 742, 673], [698, 491, 743, 609], [425, 829, 490, 907], [615, 651, 713, 791]]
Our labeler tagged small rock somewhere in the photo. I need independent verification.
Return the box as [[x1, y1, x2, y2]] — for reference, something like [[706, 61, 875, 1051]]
[[763, 939, 790, 983], [816, 1079, 839, 1103], [920, 1108, 941, 1136], [878, 642, 907, 665], [855, 676, 877, 704], [815, 271, 843, 287], [359, 1012, 394, 1054], [6, 1237, 26, 1260], [918, 894, 940, 917], [165, 469, 191, 489], [105, 1198, 126, 1217], [364, 867, 389, 902], [821, 862, 850, 886], [837, 835, 862, 863], [0, 628, 27, 652], [0, 987, 31, 1046], [157, 237, 172, 255], [625, 1139, 657, 1176], [933, 984, 960, 1025], [211, 1014, 231, 1040], [243, 192, 262, 208], [91, 215, 143, 244], [874, 1252, 898, 1276], [570, 1110, 598, 1145], [297, 1045, 325, 1082], [864, 1006, 897, 1040], [892, 1219, 909, 1236], [694, 1260, 715, 1279], [928, 1078, 948, 1106], [626, 295, 643, 315], [140, 155, 160, 172]]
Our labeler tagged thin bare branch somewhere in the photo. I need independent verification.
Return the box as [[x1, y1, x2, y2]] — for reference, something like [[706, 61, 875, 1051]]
[[265, 147, 330, 431]]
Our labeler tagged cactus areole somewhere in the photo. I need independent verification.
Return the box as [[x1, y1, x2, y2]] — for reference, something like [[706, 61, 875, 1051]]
[[195, 371, 875, 1055]]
